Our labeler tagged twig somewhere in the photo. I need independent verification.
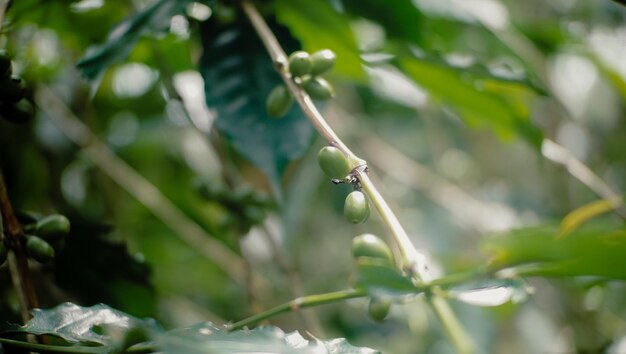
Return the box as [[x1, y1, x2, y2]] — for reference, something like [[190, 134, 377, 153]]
[[34, 85, 269, 291], [0, 172, 38, 323], [541, 139, 626, 218], [239, 2, 473, 353], [227, 289, 366, 331]]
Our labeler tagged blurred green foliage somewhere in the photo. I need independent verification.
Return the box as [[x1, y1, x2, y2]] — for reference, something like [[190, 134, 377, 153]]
[[1, 0, 626, 353]]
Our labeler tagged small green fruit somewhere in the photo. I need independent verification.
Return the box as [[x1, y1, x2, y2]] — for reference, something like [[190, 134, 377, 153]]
[[344, 191, 370, 224], [368, 297, 391, 321], [302, 77, 334, 100], [310, 49, 336, 76], [288, 51, 312, 77], [0, 241, 8, 266], [35, 214, 70, 241], [351, 233, 394, 263], [317, 146, 351, 179], [0, 77, 26, 103], [266, 85, 293, 118], [26, 235, 55, 264]]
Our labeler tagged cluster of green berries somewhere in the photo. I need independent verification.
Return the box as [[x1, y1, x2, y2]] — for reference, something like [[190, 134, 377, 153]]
[[0, 51, 33, 124], [352, 233, 394, 321], [317, 146, 370, 224], [266, 49, 337, 118], [0, 213, 70, 266], [317, 145, 393, 320]]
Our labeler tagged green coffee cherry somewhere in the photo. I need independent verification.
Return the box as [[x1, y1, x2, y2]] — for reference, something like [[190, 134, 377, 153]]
[[302, 77, 334, 100], [0, 77, 26, 103], [26, 235, 55, 264], [351, 233, 394, 263], [0, 100, 34, 124], [344, 191, 370, 224], [368, 297, 391, 321], [35, 214, 70, 241], [317, 146, 351, 179], [266, 85, 293, 118], [310, 49, 336, 76], [288, 51, 312, 77], [0, 241, 8, 266]]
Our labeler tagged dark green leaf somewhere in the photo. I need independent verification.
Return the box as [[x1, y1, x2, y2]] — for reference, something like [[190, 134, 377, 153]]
[[159, 322, 380, 354], [2, 303, 161, 346], [275, 0, 365, 80], [483, 223, 626, 279], [342, 0, 424, 45], [199, 17, 314, 198], [397, 54, 544, 148], [354, 257, 420, 297], [77, 0, 192, 79]]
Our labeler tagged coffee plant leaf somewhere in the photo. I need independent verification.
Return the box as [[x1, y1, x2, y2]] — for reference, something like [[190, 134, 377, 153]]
[[354, 257, 420, 297], [341, 0, 425, 45], [448, 278, 531, 307], [200, 16, 314, 198], [1, 303, 161, 346], [275, 0, 365, 80], [159, 321, 380, 354], [77, 0, 192, 79], [482, 223, 626, 279], [397, 54, 544, 149]]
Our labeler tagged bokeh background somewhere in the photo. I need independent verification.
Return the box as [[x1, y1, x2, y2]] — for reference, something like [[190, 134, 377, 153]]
[[1, 0, 626, 353]]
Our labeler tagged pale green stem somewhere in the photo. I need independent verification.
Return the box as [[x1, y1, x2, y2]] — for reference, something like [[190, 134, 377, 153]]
[[240, 1, 474, 352], [428, 294, 474, 354], [228, 289, 367, 331]]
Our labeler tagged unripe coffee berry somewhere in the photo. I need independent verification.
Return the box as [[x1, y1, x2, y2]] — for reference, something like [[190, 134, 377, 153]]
[[35, 214, 70, 241], [302, 77, 334, 100], [344, 191, 370, 224], [266, 85, 293, 118], [288, 51, 312, 77], [351, 233, 394, 263], [368, 297, 391, 321], [318, 146, 351, 179], [310, 49, 336, 76], [26, 235, 55, 264]]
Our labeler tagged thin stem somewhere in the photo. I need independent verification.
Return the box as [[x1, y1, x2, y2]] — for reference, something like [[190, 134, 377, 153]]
[[428, 295, 474, 354], [357, 171, 428, 278], [240, 0, 360, 164], [240, 2, 473, 352], [0, 172, 39, 323], [228, 289, 367, 331]]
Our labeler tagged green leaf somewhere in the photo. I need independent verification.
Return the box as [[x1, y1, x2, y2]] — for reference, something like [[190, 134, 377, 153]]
[[448, 278, 531, 307], [354, 257, 421, 297], [77, 0, 191, 79], [483, 224, 626, 279], [342, 0, 424, 45], [2, 303, 161, 346], [397, 54, 544, 148], [559, 196, 624, 237], [199, 17, 314, 198], [275, 0, 365, 80], [159, 322, 380, 354]]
